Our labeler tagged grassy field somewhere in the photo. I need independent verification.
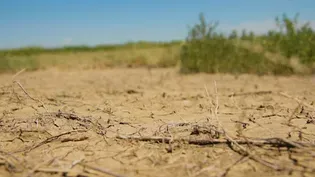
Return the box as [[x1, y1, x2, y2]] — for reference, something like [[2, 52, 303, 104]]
[[0, 41, 182, 73]]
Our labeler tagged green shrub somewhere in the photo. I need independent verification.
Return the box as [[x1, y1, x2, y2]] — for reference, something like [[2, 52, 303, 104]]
[[260, 14, 315, 65], [180, 13, 312, 75]]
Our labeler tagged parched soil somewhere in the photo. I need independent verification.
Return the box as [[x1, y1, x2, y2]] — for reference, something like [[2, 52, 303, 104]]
[[1, 68, 315, 177]]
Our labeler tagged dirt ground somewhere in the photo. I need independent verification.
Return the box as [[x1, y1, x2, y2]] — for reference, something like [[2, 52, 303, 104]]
[[1, 68, 315, 177]]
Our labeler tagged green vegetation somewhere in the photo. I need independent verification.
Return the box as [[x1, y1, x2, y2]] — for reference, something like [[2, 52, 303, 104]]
[[1, 12, 314, 75], [0, 41, 181, 56], [0, 56, 39, 73], [180, 13, 315, 75]]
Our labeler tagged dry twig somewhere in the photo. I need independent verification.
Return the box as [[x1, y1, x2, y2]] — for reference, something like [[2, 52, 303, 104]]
[[80, 163, 126, 177], [227, 90, 315, 111], [16, 130, 87, 153], [228, 91, 273, 97], [211, 82, 284, 171], [278, 92, 315, 111], [116, 135, 314, 147], [34, 167, 89, 177], [217, 156, 249, 177]]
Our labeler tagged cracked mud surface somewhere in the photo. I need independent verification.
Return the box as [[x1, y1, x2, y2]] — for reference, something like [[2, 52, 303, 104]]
[[1, 68, 315, 177]]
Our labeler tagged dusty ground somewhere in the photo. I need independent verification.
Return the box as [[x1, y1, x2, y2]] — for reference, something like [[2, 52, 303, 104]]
[[1, 68, 315, 177]]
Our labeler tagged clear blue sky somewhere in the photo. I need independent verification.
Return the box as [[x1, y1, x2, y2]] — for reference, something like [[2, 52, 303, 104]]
[[0, 0, 314, 49]]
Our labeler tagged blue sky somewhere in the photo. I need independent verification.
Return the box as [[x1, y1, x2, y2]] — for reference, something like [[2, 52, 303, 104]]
[[0, 0, 314, 49]]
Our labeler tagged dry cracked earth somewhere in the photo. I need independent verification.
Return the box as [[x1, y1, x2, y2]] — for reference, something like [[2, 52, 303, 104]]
[[1, 68, 315, 177]]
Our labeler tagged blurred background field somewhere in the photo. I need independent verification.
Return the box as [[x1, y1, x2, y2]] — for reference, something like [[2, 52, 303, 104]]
[[1, 13, 314, 75], [0, 41, 181, 72]]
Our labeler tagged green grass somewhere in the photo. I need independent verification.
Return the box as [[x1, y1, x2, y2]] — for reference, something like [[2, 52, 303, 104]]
[[0, 40, 182, 57], [0, 56, 40, 73]]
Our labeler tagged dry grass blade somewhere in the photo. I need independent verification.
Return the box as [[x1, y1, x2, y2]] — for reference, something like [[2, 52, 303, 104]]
[[13, 80, 48, 112], [11, 68, 26, 81], [278, 92, 315, 111], [210, 81, 285, 171]]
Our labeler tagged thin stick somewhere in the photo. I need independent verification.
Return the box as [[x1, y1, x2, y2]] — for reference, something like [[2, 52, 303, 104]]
[[278, 92, 315, 111], [222, 130, 284, 170], [116, 135, 314, 147], [26, 157, 57, 177], [228, 91, 273, 97], [192, 165, 216, 177], [213, 81, 220, 128], [80, 163, 126, 177], [227, 90, 315, 111], [212, 81, 284, 171], [16, 130, 86, 153], [12, 68, 26, 81], [217, 156, 249, 177], [35, 168, 71, 173], [13, 80, 48, 111], [34, 167, 90, 176], [0, 154, 20, 172]]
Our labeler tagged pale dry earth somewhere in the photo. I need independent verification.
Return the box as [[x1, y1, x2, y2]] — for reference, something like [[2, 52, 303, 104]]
[[1, 68, 315, 177]]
